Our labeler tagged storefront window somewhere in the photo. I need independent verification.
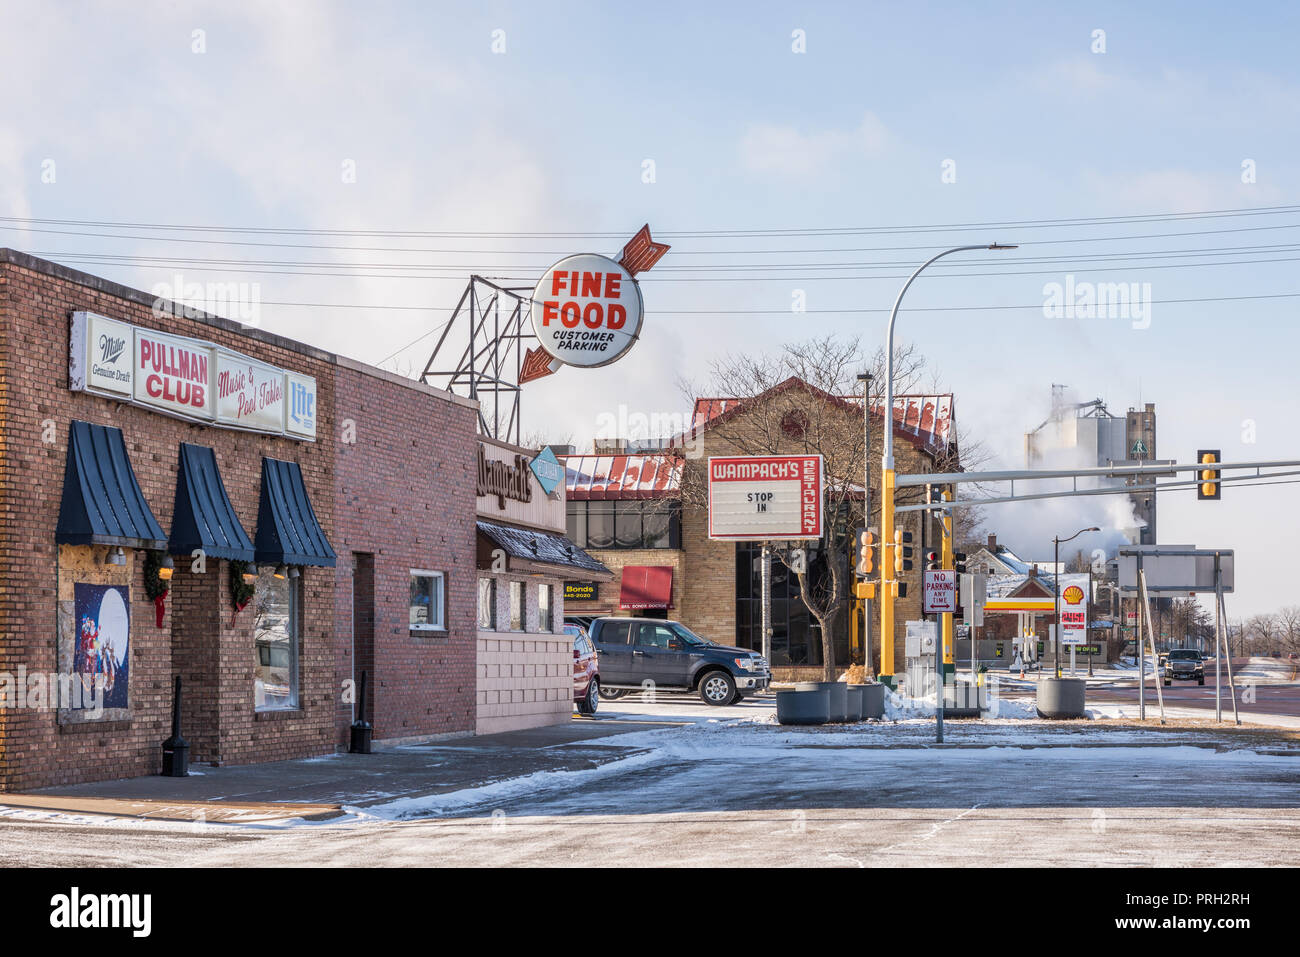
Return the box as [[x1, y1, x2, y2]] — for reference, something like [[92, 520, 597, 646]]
[[539, 583, 553, 632], [509, 580, 524, 630], [409, 570, 445, 631], [478, 578, 496, 630], [586, 501, 615, 549], [566, 505, 587, 548], [254, 568, 299, 711], [566, 501, 679, 550], [614, 501, 642, 548]]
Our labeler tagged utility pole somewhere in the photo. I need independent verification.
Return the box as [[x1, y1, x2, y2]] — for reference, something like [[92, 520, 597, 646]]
[[857, 372, 873, 675], [879, 243, 1018, 688]]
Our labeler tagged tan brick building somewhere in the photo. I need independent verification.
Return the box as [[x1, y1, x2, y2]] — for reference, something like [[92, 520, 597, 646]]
[[562, 377, 958, 679]]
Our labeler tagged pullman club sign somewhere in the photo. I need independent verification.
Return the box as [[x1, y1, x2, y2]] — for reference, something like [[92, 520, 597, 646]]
[[69, 312, 317, 440], [477, 444, 534, 508]]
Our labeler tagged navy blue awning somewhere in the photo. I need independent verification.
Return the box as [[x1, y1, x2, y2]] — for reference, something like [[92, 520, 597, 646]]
[[56, 420, 167, 550], [169, 443, 255, 561], [254, 457, 336, 567]]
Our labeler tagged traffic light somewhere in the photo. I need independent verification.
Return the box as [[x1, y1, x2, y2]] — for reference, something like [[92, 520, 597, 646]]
[[854, 528, 876, 577], [924, 549, 941, 571], [953, 552, 968, 575], [894, 529, 913, 574], [1197, 449, 1221, 500]]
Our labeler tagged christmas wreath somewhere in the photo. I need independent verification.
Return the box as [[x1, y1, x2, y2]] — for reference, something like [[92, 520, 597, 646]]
[[144, 550, 171, 628], [229, 560, 257, 625]]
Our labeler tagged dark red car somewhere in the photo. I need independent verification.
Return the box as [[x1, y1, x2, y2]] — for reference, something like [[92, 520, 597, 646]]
[[567, 623, 600, 715]]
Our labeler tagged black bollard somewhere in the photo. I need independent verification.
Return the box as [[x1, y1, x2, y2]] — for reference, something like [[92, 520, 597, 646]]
[[349, 670, 373, 754], [161, 675, 189, 776]]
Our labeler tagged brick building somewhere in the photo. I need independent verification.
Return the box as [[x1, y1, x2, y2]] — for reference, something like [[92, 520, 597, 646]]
[[0, 249, 597, 791], [562, 377, 958, 679]]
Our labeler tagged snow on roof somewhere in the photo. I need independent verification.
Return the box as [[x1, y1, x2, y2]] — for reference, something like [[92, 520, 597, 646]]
[[561, 453, 682, 500]]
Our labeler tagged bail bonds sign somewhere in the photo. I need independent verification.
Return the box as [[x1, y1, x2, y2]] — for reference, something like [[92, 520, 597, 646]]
[[69, 312, 317, 440], [706, 455, 823, 541]]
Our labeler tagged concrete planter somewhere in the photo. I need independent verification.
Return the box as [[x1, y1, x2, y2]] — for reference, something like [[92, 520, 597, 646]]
[[860, 682, 886, 719], [844, 684, 865, 721], [1036, 677, 1087, 719], [776, 689, 830, 725], [796, 681, 849, 722]]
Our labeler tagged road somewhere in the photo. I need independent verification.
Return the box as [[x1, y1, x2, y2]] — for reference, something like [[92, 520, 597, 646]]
[[1070, 679, 1300, 719], [2, 702, 1298, 867]]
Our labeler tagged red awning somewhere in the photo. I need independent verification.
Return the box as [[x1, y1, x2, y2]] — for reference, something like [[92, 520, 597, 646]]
[[619, 565, 674, 610]]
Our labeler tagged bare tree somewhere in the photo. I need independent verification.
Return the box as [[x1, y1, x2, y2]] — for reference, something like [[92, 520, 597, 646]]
[[675, 334, 964, 680]]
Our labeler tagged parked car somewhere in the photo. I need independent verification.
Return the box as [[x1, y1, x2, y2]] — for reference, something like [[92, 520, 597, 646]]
[[1163, 648, 1205, 686], [566, 622, 600, 714], [586, 617, 769, 706]]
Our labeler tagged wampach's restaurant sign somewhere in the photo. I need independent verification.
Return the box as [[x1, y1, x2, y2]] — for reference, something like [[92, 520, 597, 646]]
[[69, 311, 317, 440], [477, 444, 534, 508]]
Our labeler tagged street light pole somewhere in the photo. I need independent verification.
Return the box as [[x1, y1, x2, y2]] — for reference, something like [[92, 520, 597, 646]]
[[878, 243, 1017, 688]]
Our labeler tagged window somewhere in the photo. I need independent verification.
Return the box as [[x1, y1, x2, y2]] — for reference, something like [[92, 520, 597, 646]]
[[409, 570, 445, 631], [599, 619, 632, 645], [634, 622, 677, 649], [478, 578, 497, 630], [586, 501, 615, 549], [565, 501, 680, 550], [539, 583, 553, 632], [254, 568, 299, 711], [509, 580, 524, 631]]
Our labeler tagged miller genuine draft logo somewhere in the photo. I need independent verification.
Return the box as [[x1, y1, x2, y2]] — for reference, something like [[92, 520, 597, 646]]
[[477, 445, 533, 509]]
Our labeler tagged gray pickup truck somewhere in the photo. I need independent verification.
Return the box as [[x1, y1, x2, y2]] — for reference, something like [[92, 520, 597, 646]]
[[1162, 648, 1206, 686], [586, 617, 770, 706]]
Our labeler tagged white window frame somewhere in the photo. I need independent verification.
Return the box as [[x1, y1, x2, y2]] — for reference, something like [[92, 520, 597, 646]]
[[409, 569, 446, 632]]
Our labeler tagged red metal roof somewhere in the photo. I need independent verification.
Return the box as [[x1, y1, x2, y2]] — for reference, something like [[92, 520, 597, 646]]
[[562, 453, 682, 500], [689, 384, 955, 457]]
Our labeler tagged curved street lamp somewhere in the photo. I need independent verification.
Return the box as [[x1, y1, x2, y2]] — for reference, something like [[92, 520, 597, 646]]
[[876, 243, 1018, 686], [1053, 526, 1100, 678]]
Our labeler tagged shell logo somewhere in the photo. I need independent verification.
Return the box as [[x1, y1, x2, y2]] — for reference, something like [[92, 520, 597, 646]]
[[1062, 585, 1085, 605]]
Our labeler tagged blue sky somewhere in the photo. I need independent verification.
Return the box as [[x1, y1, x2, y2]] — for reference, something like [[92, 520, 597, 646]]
[[3, 0, 1298, 617]]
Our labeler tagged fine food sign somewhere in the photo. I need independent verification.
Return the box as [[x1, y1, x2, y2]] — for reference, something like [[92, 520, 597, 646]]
[[530, 253, 644, 369], [69, 312, 317, 441], [707, 455, 823, 541]]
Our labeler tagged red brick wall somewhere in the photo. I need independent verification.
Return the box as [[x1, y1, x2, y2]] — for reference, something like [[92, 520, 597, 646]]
[[331, 361, 479, 745], [0, 251, 479, 789]]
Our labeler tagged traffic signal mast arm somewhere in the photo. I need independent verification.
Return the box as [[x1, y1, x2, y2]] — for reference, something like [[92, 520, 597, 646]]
[[890, 458, 1300, 514]]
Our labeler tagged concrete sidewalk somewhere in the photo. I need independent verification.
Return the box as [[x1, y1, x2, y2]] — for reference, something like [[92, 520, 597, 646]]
[[13, 714, 673, 816]]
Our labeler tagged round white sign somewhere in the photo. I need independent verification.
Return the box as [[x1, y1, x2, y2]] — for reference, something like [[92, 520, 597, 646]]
[[530, 253, 644, 368]]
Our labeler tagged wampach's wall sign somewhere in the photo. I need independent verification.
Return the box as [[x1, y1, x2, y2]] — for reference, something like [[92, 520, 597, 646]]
[[477, 444, 534, 508], [68, 311, 317, 440]]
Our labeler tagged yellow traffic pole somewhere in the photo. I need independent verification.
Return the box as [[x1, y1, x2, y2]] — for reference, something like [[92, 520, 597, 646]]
[[879, 466, 896, 686], [941, 490, 954, 676]]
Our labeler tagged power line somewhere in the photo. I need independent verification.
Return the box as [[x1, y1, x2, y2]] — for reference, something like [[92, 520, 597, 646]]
[[5, 218, 1300, 256], [250, 291, 1300, 314], [3, 203, 1299, 239], [38, 252, 1300, 282], [27, 239, 1300, 273]]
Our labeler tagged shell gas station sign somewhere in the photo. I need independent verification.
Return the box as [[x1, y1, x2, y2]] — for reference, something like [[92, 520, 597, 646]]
[[1059, 584, 1088, 646]]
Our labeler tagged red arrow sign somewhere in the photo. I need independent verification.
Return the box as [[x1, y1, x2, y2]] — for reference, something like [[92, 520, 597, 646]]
[[520, 346, 562, 384], [619, 224, 671, 276]]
